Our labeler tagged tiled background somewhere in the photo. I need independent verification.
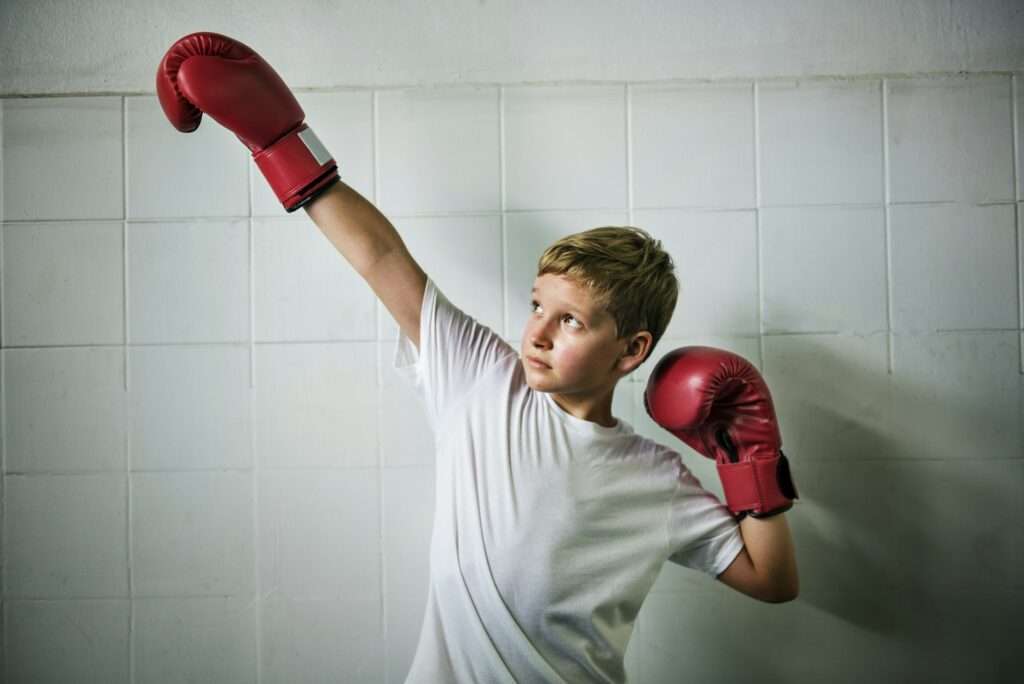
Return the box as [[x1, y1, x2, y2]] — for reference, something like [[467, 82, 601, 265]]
[[2, 24, 1023, 684]]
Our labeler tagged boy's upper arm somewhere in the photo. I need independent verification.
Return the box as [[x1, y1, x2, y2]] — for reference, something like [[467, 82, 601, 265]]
[[363, 245, 428, 351], [717, 547, 767, 601], [716, 546, 791, 603]]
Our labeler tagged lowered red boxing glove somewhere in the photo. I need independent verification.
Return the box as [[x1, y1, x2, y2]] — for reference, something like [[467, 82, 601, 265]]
[[156, 31, 339, 212], [643, 346, 798, 520]]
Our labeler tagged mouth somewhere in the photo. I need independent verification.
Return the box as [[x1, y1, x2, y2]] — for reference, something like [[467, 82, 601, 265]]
[[526, 356, 550, 369]]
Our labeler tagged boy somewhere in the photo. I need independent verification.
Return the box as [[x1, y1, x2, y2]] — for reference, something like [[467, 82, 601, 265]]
[[158, 32, 798, 683]]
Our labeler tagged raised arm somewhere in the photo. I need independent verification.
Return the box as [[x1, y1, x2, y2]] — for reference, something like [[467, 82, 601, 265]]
[[156, 31, 428, 350], [305, 181, 428, 350]]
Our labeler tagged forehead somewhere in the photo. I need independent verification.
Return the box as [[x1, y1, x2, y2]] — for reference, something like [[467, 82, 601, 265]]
[[532, 274, 603, 317]]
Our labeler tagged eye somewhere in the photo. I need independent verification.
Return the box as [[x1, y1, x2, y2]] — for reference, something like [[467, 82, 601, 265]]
[[531, 301, 583, 330]]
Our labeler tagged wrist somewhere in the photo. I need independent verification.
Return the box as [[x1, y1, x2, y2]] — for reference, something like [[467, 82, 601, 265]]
[[254, 123, 338, 211]]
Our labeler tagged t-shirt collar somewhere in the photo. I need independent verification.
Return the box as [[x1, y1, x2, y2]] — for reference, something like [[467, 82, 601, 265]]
[[541, 390, 628, 438]]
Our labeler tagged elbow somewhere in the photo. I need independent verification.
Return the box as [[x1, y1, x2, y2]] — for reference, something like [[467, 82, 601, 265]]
[[763, 587, 799, 604], [761, 576, 799, 604]]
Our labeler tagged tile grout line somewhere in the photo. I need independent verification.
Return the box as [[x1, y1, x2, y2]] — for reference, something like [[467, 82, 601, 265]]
[[372, 89, 388, 673], [624, 83, 636, 425], [754, 82, 765, 371], [1, 96, 6, 684], [1, 198, 1017, 226], [249, 121, 262, 684], [882, 78, 895, 376], [121, 94, 137, 684], [1012, 73, 1023, 374], [500, 87, 507, 344], [6, 69, 1024, 99], [625, 83, 633, 230]]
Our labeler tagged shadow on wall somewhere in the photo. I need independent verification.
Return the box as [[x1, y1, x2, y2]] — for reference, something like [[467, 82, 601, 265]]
[[766, 330, 1022, 674]]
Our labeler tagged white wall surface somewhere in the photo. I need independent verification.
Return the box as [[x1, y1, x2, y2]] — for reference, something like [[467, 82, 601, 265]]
[[1, 0, 1024, 94], [1, 1, 1023, 682]]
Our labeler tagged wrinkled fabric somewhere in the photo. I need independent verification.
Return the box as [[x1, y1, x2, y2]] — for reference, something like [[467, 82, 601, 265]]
[[394, 277, 743, 683]]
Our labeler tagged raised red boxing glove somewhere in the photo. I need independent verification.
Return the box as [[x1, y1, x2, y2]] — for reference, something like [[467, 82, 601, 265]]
[[643, 346, 798, 520], [156, 32, 339, 212]]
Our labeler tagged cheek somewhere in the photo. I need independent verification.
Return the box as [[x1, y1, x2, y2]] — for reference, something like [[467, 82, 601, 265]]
[[553, 346, 584, 372]]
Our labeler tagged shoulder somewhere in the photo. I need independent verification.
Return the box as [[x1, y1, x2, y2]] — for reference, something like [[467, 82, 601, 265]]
[[619, 436, 688, 478], [642, 439, 688, 473]]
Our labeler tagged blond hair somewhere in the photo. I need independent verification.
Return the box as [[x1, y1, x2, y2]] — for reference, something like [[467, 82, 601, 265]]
[[536, 226, 678, 366]]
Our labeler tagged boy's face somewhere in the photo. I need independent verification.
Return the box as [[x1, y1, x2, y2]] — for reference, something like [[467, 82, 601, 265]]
[[521, 273, 640, 405]]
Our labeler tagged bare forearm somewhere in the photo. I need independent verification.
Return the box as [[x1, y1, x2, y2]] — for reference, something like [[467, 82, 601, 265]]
[[739, 513, 798, 600], [303, 180, 407, 276]]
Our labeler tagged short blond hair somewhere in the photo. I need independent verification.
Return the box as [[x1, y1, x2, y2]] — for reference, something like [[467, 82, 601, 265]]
[[536, 226, 678, 366]]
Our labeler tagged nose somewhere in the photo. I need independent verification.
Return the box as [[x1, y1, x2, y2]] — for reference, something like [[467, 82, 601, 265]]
[[527, 313, 556, 349]]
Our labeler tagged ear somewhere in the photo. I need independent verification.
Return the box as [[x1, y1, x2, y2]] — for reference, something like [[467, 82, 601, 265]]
[[620, 332, 653, 369]]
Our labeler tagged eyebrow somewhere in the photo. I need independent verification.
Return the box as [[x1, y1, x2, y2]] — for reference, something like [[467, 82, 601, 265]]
[[531, 287, 591, 319]]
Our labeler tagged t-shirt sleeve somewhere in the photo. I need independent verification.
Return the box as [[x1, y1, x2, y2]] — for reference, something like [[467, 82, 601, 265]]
[[666, 458, 744, 578], [392, 276, 517, 427]]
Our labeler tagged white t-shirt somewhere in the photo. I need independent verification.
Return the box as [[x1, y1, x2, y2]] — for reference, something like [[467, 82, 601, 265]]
[[393, 276, 743, 684]]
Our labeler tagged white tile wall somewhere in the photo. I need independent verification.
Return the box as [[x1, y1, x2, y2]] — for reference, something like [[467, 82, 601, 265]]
[[505, 85, 628, 211], [632, 208, 759, 337], [133, 597, 257, 683], [253, 215, 375, 343], [382, 214, 504, 341], [128, 345, 250, 471], [632, 83, 756, 209], [382, 465, 435, 681], [128, 219, 250, 344], [260, 594, 384, 681], [5, 473, 128, 598], [257, 468, 380, 601], [2, 71, 1022, 683], [891, 203, 1018, 333], [4, 221, 124, 346], [5, 600, 129, 682], [377, 87, 501, 215], [6, 347, 126, 472], [886, 331, 1022, 461], [2, 98, 123, 221], [887, 75, 1015, 204], [253, 342, 378, 469], [761, 206, 888, 335], [131, 471, 254, 597], [126, 96, 248, 220], [758, 79, 884, 207]]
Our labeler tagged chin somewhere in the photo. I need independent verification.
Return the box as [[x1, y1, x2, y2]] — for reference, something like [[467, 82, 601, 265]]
[[522, 361, 547, 389]]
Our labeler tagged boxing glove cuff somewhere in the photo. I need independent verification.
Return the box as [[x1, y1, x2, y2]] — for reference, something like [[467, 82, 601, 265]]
[[254, 123, 340, 211], [718, 450, 798, 520]]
